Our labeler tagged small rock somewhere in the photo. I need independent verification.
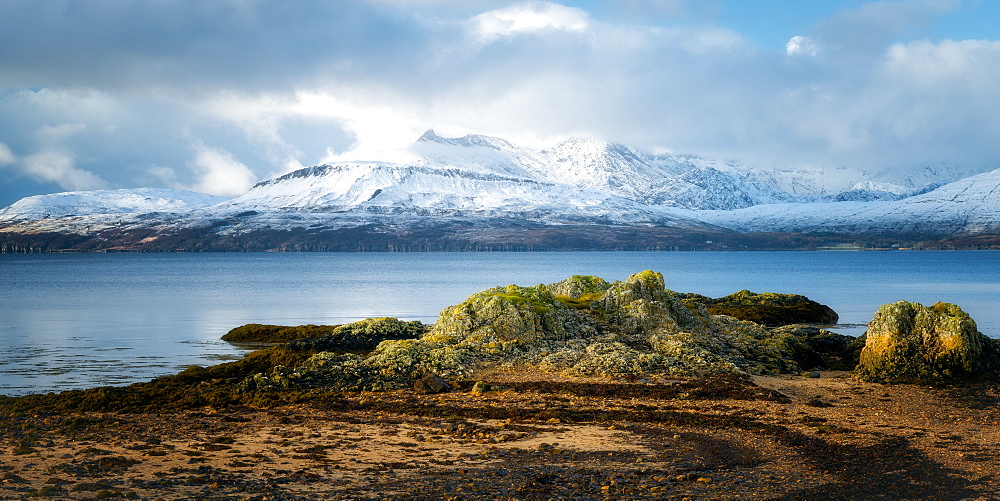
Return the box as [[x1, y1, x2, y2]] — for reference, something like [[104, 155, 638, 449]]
[[414, 373, 452, 394], [470, 381, 490, 396], [802, 371, 821, 378]]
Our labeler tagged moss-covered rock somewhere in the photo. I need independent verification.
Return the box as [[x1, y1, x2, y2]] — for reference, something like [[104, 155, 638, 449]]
[[222, 324, 338, 343], [549, 275, 611, 303], [426, 284, 588, 348], [768, 325, 861, 371], [855, 301, 1000, 383], [287, 317, 428, 353], [701, 290, 839, 326]]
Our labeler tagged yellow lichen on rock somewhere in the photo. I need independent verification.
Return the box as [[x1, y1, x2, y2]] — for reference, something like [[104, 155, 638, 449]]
[[856, 300, 995, 382]]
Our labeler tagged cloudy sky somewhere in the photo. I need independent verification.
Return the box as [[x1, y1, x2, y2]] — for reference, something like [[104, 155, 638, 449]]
[[1, 0, 999, 206]]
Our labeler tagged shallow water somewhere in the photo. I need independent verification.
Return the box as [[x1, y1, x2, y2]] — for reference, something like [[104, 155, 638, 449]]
[[2, 251, 999, 395]]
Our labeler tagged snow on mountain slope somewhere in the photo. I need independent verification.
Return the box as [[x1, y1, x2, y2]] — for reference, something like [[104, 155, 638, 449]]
[[0, 188, 226, 221], [410, 130, 545, 179], [414, 132, 797, 210], [644, 166, 800, 209], [715, 160, 990, 200], [535, 138, 671, 200], [222, 160, 707, 227], [693, 167, 1000, 236]]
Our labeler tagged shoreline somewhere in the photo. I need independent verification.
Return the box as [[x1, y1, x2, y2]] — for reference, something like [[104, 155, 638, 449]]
[[3, 371, 999, 499]]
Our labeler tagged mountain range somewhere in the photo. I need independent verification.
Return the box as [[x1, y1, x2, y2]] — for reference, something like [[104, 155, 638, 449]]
[[2, 131, 999, 252]]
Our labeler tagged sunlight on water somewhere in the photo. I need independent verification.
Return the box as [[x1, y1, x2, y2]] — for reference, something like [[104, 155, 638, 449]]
[[2, 251, 999, 395]]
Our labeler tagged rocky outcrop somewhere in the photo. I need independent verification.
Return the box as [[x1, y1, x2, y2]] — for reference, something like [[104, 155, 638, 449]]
[[855, 301, 1000, 383], [222, 323, 339, 343], [767, 325, 863, 371], [222, 317, 428, 349], [238, 271, 848, 392], [693, 290, 839, 326], [287, 317, 428, 353]]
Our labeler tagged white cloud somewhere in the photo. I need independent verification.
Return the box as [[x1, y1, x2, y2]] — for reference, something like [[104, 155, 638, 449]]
[[21, 151, 109, 191], [884, 38, 1000, 85], [34, 122, 88, 142], [786, 35, 819, 57], [187, 145, 257, 197], [469, 1, 590, 41], [147, 165, 178, 183], [0, 142, 15, 165], [669, 25, 747, 55], [302, 97, 423, 165]]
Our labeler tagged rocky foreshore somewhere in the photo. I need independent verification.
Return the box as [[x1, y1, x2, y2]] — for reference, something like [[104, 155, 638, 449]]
[[4, 270, 1000, 500]]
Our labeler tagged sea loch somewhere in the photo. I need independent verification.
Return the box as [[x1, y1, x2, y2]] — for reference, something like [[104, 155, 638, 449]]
[[2, 251, 999, 396]]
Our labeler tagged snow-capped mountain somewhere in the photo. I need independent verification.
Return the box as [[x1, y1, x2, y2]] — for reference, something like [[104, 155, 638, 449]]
[[0, 188, 226, 220], [692, 167, 1000, 236], [2, 130, 999, 252], [414, 131, 801, 210], [223, 160, 703, 227]]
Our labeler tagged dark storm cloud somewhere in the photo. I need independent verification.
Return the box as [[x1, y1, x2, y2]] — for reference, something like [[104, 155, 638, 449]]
[[0, 0, 429, 92]]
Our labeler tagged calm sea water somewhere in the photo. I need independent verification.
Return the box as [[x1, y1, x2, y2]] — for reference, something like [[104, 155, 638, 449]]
[[2, 251, 999, 395]]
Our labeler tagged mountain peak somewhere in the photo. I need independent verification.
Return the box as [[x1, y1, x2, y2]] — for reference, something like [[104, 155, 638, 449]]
[[413, 130, 516, 151], [417, 129, 441, 143]]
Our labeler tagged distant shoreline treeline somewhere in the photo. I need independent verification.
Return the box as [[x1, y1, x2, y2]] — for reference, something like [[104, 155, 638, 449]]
[[3, 223, 1000, 253]]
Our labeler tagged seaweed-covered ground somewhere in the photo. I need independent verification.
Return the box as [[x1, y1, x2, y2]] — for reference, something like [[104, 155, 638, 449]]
[[3, 371, 1000, 500]]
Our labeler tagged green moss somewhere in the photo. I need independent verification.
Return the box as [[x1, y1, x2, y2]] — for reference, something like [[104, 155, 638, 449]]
[[477, 285, 561, 314], [548, 275, 612, 299], [704, 290, 839, 326], [554, 292, 603, 309], [221, 323, 338, 343]]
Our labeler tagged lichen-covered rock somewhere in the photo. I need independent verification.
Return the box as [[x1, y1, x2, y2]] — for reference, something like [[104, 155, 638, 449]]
[[240, 352, 401, 392], [425, 284, 591, 348], [855, 301, 999, 383], [287, 317, 428, 353], [768, 325, 861, 371], [237, 270, 852, 392], [701, 290, 839, 326], [596, 271, 712, 335], [548, 275, 611, 302]]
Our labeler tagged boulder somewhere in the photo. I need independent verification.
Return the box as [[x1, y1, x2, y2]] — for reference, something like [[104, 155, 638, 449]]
[[700, 290, 839, 326], [855, 301, 1000, 383]]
